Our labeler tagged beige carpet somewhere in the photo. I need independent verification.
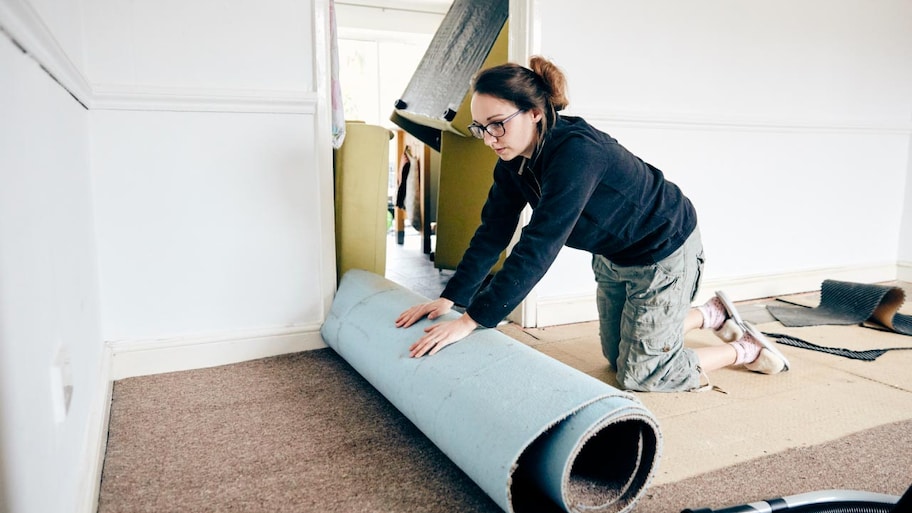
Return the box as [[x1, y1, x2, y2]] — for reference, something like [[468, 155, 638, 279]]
[[508, 285, 912, 488], [98, 285, 912, 512]]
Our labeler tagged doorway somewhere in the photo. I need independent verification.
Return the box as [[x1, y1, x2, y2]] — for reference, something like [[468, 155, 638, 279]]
[[334, 0, 453, 298]]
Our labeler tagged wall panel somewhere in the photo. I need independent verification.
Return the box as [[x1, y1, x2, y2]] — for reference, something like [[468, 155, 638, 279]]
[[527, 0, 912, 325]]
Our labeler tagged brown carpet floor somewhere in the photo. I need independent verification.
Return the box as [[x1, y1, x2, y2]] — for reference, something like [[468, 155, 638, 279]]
[[98, 349, 500, 513], [638, 418, 911, 512], [98, 347, 911, 513]]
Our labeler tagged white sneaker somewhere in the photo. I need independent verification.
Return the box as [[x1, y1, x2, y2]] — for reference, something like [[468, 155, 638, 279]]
[[742, 322, 790, 374]]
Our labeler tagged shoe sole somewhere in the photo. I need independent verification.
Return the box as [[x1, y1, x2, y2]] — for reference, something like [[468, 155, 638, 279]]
[[745, 348, 787, 374], [713, 290, 745, 342], [715, 290, 744, 326], [743, 321, 790, 371]]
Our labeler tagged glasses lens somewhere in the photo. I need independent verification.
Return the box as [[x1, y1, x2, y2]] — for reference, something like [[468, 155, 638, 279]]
[[468, 125, 485, 139], [487, 122, 506, 138]]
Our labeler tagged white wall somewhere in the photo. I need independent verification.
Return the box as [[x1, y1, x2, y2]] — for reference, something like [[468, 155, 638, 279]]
[[83, 0, 313, 93], [0, 31, 104, 513], [525, 0, 912, 324], [80, 0, 330, 372], [90, 110, 322, 341], [1, 0, 329, 511]]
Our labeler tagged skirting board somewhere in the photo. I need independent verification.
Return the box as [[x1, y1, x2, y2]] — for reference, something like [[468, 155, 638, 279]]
[[898, 261, 912, 282], [78, 345, 113, 513], [108, 324, 327, 381], [531, 262, 900, 328]]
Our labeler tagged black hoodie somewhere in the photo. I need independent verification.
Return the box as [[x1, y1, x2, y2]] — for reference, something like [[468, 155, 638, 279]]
[[441, 115, 698, 328]]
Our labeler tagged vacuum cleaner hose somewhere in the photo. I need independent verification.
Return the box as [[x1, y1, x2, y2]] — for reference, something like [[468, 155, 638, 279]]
[[681, 489, 901, 513]]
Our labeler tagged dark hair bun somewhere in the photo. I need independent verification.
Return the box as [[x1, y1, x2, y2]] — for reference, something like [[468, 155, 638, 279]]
[[529, 56, 569, 111]]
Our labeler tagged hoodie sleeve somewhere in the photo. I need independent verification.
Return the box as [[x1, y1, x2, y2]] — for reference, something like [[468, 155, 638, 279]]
[[439, 163, 528, 309], [464, 135, 606, 327]]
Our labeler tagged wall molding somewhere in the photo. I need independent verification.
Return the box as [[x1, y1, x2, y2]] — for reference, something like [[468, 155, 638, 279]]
[[531, 262, 900, 328], [108, 324, 327, 380], [898, 261, 912, 282], [1, 2, 320, 115], [0, 0, 92, 107], [694, 262, 900, 304], [578, 109, 912, 135], [507, 0, 540, 64], [535, 293, 598, 328], [91, 84, 320, 114]]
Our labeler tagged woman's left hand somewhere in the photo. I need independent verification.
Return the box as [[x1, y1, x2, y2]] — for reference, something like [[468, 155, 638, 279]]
[[409, 313, 480, 358]]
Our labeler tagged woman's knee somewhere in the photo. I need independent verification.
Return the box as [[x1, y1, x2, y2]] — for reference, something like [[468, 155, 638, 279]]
[[617, 372, 666, 392], [615, 361, 660, 392], [616, 351, 700, 392]]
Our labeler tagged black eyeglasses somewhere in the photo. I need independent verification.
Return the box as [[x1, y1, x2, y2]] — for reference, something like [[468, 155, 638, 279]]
[[467, 110, 524, 139]]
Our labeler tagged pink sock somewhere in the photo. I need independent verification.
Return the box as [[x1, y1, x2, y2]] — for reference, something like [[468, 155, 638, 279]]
[[732, 336, 761, 365], [698, 297, 727, 330]]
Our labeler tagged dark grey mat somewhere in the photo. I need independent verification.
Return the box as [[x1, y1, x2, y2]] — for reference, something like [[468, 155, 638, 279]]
[[767, 280, 912, 335], [762, 332, 912, 361]]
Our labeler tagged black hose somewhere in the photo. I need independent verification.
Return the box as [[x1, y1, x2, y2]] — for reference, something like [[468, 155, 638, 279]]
[[681, 488, 905, 513], [683, 503, 893, 513]]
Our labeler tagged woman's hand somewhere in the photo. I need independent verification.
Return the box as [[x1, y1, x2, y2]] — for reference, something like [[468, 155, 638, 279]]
[[395, 298, 455, 329], [408, 314, 479, 357]]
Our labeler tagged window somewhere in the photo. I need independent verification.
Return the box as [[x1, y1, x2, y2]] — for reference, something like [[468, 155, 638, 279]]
[[337, 36, 432, 128]]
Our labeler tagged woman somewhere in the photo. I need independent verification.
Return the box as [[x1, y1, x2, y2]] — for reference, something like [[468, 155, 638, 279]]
[[395, 56, 788, 392]]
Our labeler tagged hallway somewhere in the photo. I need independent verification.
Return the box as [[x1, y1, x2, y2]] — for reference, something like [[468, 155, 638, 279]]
[[385, 228, 451, 300]]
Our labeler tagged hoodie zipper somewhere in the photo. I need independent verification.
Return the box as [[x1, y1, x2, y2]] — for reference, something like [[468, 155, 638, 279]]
[[519, 157, 542, 200]]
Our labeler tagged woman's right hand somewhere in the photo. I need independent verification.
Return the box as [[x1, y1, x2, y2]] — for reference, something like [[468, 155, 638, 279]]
[[395, 298, 455, 329]]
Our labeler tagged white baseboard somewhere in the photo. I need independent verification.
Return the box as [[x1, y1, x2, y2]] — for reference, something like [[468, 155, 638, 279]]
[[898, 261, 912, 282], [77, 344, 113, 513], [531, 262, 900, 328], [535, 294, 599, 327], [108, 324, 327, 380], [695, 262, 899, 304]]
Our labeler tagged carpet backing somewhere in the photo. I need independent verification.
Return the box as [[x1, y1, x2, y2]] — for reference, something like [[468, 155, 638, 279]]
[[768, 280, 912, 335], [320, 270, 662, 513]]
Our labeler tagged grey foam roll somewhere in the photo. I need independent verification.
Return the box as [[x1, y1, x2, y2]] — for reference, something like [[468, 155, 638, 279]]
[[320, 270, 662, 513]]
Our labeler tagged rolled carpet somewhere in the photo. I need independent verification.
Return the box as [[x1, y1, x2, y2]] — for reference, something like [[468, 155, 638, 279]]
[[320, 270, 662, 513], [767, 280, 912, 335]]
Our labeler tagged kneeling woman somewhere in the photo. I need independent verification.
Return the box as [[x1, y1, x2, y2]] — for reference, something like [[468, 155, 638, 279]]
[[395, 56, 787, 392]]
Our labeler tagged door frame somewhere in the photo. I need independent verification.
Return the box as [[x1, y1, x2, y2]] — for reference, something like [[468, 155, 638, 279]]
[[505, 0, 541, 328]]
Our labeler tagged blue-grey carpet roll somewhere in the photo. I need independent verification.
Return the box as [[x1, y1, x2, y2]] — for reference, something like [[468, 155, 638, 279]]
[[320, 270, 662, 513]]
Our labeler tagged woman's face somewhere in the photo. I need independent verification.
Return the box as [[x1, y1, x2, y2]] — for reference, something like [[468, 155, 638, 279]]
[[469, 93, 542, 161]]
